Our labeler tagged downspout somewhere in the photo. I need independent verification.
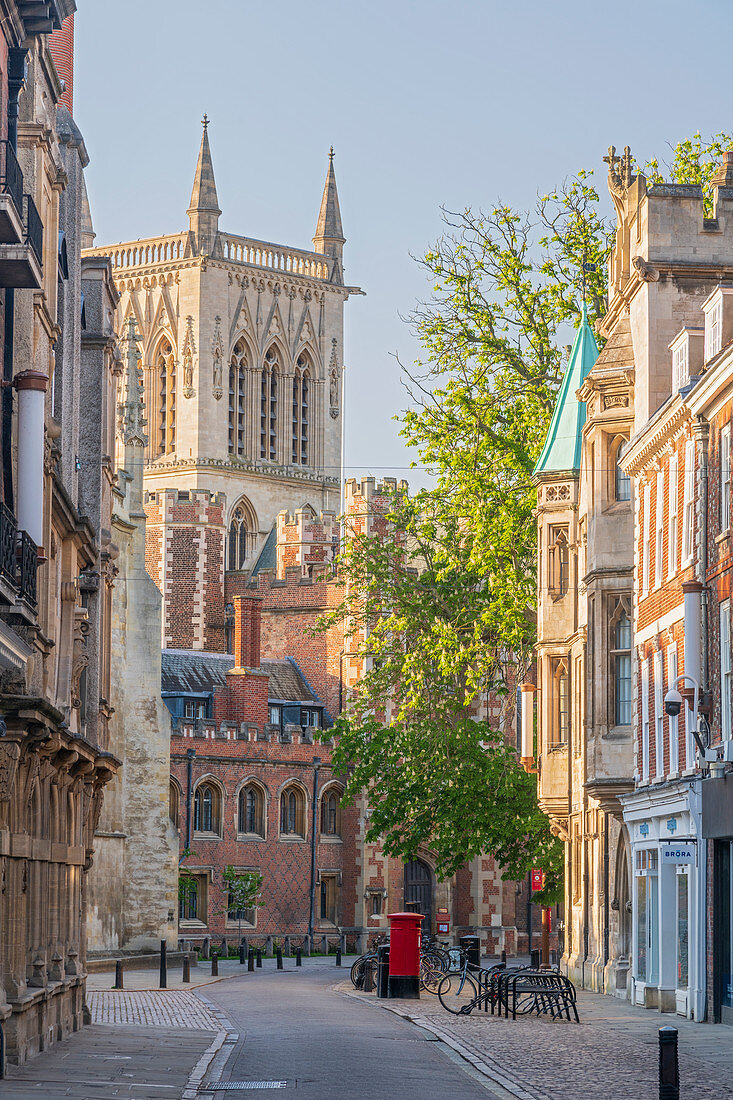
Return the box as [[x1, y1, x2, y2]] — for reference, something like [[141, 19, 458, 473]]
[[308, 757, 321, 946], [183, 747, 195, 857], [603, 813, 610, 974], [696, 415, 710, 1022], [1, 49, 27, 510]]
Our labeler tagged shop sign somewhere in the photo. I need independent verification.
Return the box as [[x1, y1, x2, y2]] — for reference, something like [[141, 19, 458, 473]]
[[531, 869, 544, 891], [660, 841, 695, 864]]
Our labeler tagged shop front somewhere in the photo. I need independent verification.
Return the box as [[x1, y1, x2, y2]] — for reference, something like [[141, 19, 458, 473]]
[[622, 781, 705, 1020], [702, 771, 733, 1023]]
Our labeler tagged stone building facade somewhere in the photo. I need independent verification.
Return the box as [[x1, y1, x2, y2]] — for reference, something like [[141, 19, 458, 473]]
[[85, 123, 361, 652], [0, 0, 124, 1067]]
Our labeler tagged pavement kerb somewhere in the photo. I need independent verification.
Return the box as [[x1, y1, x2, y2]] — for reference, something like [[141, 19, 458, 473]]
[[181, 992, 239, 1100], [336, 981, 546, 1100]]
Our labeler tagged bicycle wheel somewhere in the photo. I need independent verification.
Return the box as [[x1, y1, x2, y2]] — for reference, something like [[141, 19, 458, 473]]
[[350, 957, 366, 987], [438, 971, 479, 1015], [420, 951, 445, 994]]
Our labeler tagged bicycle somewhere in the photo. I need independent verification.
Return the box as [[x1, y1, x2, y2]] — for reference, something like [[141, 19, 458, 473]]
[[437, 960, 506, 1015]]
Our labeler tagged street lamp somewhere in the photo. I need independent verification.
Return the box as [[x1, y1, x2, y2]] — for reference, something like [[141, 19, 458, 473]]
[[308, 756, 322, 948]]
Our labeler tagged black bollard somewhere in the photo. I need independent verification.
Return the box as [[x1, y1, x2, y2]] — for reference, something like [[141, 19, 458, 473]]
[[659, 1027, 679, 1100], [248, 948, 255, 972], [211, 951, 218, 977], [256, 948, 263, 968], [296, 947, 302, 967], [159, 939, 167, 989], [276, 946, 283, 970], [363, 958, 375, 993], [183, 954, 191, 983], [376, 944, 390, 998], [335, 947, 342, 967], [114, 959, 124, 990], [239, 943, 246, 965], [501, 949, 507, 967]]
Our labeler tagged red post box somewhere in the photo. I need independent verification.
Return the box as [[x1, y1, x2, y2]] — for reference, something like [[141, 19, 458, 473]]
[[388, 911, 423, 999], [436, 907, 450, 936]]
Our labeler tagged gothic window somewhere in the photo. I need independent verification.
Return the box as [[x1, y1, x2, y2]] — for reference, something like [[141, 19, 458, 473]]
[[319, 874, 340, 924], [551, 658, 570, 747], [169, 780, 180, 827], [548, 526, 569, 599], [613, 439, 631, 502], [611, 604, 632, 726], [291, 353, 310, 465], [320, 788, 341, 837], [193, 781, 221, 835], [229, 338, 248, 456], [238, 783, 265, 837], [156, 338, 175, 456], [280, 785, 306, 837], [179, 874, 207, 922], [260, 347, 279, 460], [228, 503, 249, 571]]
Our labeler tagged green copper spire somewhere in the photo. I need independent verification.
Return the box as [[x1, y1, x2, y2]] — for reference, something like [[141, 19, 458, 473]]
[[533, 305, 599, 477]]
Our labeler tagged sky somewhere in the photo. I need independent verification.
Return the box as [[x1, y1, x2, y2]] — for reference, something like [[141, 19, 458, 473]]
[[74, 0, 733, 489]]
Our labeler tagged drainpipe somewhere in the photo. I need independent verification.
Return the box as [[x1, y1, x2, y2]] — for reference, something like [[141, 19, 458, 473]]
[[603, 813, 610, 975], [184, 747, 195, 856], [695, 418, 710, 691], [1, 49, 27, 511], [308, 757, 321, 947]]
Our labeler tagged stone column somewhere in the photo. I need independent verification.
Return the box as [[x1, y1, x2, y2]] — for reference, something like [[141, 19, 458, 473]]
[[14, 370, 47, 554]]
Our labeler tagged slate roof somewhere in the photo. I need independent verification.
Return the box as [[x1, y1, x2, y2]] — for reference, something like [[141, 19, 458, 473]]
[[533, 305, 599, 477], [161, 649, 319, 705], [250, 525, 277, 576]]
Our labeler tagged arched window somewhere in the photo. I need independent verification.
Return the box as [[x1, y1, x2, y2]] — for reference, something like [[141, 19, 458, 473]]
[[193, 782, 221, 835], [614, 440, 631, 502], [260, 347, 279, 460], [548, 526, 570, 599], [551, 658, 570, 747], [320, 789, 341, 837], [169, 780, 179, 827], [228, 503, 249, 570], [229, 338, 247, 456], [280, 785, 305, 837], [292, 353, 310, 465], [156, 338, 175, 456], [238, 783, 265, 837]]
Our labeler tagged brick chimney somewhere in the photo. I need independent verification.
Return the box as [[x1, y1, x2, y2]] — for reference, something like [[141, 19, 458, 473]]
[[49, 14, 74, 115], [233, 595, 262, 669]]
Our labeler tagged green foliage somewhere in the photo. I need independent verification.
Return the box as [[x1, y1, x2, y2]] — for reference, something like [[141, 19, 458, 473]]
[[219, 867, 263, 917], [643, 131, 733, 215]]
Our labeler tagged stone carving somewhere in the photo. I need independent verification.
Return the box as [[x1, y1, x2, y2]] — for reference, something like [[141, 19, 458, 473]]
[[603, 393, 630, 409], [70, 609, 90, 710], [329, 338, 340, 419], [117, 316, 148, 448], [182, 316, 196, 398], [0, 741, 21, 804], [632, 255, 659, 282], [604, 144, 636, 221], [212, 315, 224, 399]]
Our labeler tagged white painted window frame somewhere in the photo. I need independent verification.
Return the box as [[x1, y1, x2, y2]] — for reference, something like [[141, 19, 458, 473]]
[[721, 424, 731, 533], [721, 600, 732, 741], [668, 453, 678, 577], [655, 470, 664, 589], [667, 643, 679, 775], [682, 439, 695, 566], [641, 658, 650, 782], [654, 650, 664, 779], [642, 482, 651, 596]]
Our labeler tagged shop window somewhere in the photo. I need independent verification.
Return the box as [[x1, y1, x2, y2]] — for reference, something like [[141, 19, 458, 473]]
[[320, 874, 340, 924], [677, 869, 688, 990], [635, 849, 659, 986], [280, 786, 306, 837]]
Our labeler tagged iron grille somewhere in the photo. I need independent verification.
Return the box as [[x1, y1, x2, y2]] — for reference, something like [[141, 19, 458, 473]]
[[208, 1084, 287, 1091], [24, 193, 42, 266], [0, 502, 17, 586], [0, 141, 23, 220], [18, 528, 37, 608]]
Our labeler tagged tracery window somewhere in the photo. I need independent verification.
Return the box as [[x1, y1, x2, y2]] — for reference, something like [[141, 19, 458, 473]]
[[280, 785, 306, 837], [238, 783, 265, 837], [228, 503, 249, 570], [193, 782, 221, 835], [291, 353, 310, 465], [229, 338, 247, 456], [260, 347, 279, 460], [157, 338, 175, 456], [551, 658, 570, 747]]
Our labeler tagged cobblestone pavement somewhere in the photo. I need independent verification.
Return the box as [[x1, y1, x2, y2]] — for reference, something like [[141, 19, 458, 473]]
[[356, 987, 733, 1100], [88, 989, 222, 1029]]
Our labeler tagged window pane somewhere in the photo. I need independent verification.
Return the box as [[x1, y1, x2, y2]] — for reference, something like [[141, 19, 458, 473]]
[[677, 873, 688, 989], [615, 653, 632, 725], [636, 876, 647, 982]]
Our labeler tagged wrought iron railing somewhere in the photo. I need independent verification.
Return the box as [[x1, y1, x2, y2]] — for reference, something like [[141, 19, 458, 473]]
[[0, 502, 17, 587], [17, 529, 37, 608], [24, 193, 42, 266], [0, 141, 23, 221]]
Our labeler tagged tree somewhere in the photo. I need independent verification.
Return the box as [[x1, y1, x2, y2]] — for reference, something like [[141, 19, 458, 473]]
[[219, 867, 263, 943], [324, 135, 732, 906]]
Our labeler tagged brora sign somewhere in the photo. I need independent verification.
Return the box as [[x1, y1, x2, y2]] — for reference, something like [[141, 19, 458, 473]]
[[660, 841, 695, 865]]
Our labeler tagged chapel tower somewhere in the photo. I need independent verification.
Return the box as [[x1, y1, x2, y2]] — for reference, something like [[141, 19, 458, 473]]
[[85, 121, 361, 648]]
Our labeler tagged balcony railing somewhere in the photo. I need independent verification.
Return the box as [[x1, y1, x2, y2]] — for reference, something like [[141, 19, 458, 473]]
[[24, 194, 43, 267], [17, 529, 37, 608], [0, 142, 23, 223], [0, 502, 17, 587]]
